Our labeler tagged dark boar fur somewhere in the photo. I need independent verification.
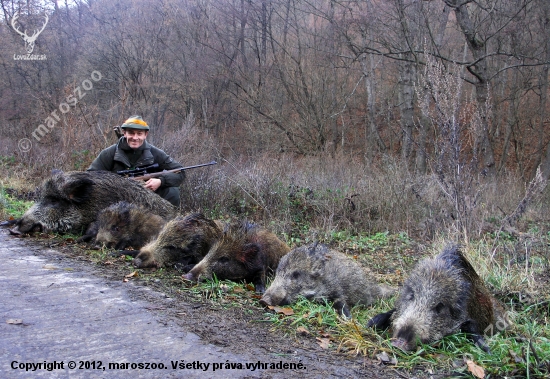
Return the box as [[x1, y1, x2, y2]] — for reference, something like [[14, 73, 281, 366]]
[[368, 244, 510, 352], [95, 201, 166, 250], [182, 220, 290, 293], [133, 213, 224, 270], [10, 171, 176, 236], [260, 243, 395, 318]]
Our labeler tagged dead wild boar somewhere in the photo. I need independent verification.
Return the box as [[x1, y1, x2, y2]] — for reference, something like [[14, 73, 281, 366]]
[[260, 242, 395, 317], [10, 171, 176, 236], [368, 244, 510, 352], [133, 213, 224, 270], [182, 220, 290, 293], [95, 201, 166, 250]]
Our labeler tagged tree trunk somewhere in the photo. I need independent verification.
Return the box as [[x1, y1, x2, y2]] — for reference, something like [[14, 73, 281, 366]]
[[445, 0, 496, 176], [536, 0, 550, 181]]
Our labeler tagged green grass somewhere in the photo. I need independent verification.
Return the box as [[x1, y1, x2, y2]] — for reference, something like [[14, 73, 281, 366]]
[[0, 190, 33, 219]]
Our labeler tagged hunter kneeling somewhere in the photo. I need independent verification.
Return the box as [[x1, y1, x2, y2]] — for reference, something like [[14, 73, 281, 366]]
[[87, 115, 184, 207]]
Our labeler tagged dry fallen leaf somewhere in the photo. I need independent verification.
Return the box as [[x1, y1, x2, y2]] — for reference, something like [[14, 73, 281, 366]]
[[245, 283, 255, 291], [42, 264, 58, 270], [466, 359, 485, 379], [268, 306, 294, 316], [6, 319, 23, 325], [232, 286, 244, 293], [316, 337, 330, 349], [124, 271, 139, 279], [296, 326, 310, 335]]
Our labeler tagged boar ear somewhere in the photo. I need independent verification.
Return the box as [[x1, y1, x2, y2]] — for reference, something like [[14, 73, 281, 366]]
[[185, 213, 203, 227], [367, 309, 395, 330], [62, 177, 95, 203], [239, 243, 260, 263]]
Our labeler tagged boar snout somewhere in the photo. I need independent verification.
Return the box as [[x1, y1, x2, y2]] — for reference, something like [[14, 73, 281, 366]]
[[182, 272, 198, 282], [259, 292, 289, 307], [391, 324, 419, 351], [10, 220, 43, 235]]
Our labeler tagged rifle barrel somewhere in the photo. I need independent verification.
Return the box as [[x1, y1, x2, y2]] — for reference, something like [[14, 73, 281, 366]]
[[131, 160, 217, 181]]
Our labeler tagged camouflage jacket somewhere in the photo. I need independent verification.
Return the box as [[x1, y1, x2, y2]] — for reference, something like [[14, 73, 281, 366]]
[[87, 138, 184, 188]]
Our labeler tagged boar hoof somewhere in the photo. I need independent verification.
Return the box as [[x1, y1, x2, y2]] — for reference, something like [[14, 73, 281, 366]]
[[471, 334, 491, 353], [333, 300, 351, 318]]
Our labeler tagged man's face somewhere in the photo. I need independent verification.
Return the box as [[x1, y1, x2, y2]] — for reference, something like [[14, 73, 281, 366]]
[[123, 128, 148, 149]]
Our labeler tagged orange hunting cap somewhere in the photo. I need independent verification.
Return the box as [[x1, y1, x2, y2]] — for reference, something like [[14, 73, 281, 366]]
[[121, 115, 150, 130]]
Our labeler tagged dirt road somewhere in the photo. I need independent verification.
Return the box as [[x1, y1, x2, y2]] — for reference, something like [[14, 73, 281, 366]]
[[0, 231, 395, 378]]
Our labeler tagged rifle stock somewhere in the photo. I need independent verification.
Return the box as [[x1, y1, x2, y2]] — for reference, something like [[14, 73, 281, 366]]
[[130, 161, 217, 181]]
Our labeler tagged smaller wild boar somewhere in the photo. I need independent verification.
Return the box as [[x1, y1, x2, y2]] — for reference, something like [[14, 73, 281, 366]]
[[260, 242, 395, 317], [133, 213, 224, 270], [182, 220, 290, 293], [94, 201, 166, 250], [368, 244, 510, 352]]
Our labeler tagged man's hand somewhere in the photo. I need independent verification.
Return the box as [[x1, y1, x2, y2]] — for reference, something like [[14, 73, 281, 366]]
[[144, 178, 162, 191]]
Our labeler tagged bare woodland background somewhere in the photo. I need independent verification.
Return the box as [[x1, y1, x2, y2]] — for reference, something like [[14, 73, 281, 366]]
[[1, 0, 549, 241]]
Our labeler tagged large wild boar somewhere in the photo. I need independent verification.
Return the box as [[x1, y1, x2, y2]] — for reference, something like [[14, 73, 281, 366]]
[[9, 171, 176, 236], [368, 244, 510, 352], [95, 201, 166, 250], [182, 220, 290, 293], [133, 213, 224, 269], [260, 242, 395, 317]]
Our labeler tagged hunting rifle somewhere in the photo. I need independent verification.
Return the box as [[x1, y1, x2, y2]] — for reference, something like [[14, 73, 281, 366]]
[[117, 161, 217, 181]]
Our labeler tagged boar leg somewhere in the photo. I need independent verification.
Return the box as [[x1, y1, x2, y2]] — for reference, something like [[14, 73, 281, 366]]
[[460, 319, 491, 353], [333, 300, 351, 318], [76, 221, 99, 243], [367, 309, 395, 330]]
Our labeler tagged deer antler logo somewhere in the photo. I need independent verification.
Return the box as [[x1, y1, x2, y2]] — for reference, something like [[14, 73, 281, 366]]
[[11, 12, 49, 54]]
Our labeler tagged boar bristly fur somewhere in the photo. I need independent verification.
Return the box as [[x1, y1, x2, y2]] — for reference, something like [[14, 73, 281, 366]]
[[95, 201, 166, 250], [260, 243, 395, 317], [368, 244, 509, 352], [182, 220, 290, 293], [133, 213, 224, 269]]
